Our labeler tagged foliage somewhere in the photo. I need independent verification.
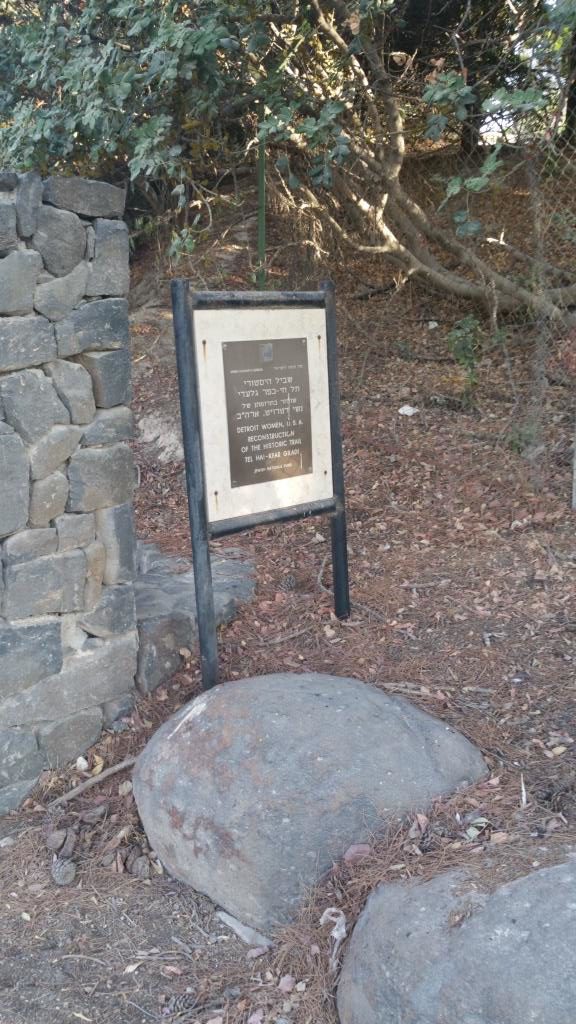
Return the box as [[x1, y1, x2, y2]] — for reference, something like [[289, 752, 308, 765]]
[[0, 1, 252, 198], [446, 316, 482, 399], [2, 0, 576, 315]]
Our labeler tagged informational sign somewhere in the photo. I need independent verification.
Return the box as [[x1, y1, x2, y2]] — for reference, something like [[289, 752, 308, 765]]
[[171, 283, 350, 690], [193, 306, 333, 524]]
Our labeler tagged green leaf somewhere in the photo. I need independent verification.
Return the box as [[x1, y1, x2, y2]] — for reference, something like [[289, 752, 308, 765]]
[[455, 218, 482, 238], [464, 176, 489, 193], [425, 114, 448, 141], [439, 176, 462, 208]]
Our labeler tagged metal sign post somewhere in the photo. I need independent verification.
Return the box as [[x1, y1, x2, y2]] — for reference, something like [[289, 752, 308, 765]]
[[171, 281, 350, 690]]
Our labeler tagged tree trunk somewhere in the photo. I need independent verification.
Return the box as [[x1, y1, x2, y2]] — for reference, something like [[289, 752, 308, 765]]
[[563, 30, 576, 143]]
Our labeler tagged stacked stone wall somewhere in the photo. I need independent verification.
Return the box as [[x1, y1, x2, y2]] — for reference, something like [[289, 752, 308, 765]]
[[0, 172, 138, 813]]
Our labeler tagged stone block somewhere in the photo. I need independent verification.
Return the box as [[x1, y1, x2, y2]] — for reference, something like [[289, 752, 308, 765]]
[[37, 707, 103, 767], [0, 633, 138, 726], [86, 220, 129, 297], [85, 225, 96, 260], [0, 728, 44, 787], [15, 170, 43, 237], [31, 205, 86, 277], [34, 261, 88, 321], [0, 619, 62, 700], [78, 349, 131, 407], [102, 692, 135, 726], [79, 583, 136, 637], [0, 171, 18, 191], [0, 204, 17, 256], [55, 512, 95, 551], [0, 424, 28, 538], [0, 776, 39, 815], [43, 176, 127, 218], [3, 528, 57, 563], [84, 539, 106, 609], [82, 406, 133, 445], [0, 368, 69, 443], [0, 314, 56, 372], [136, 611, 194, 694], [68, 444, 136, 512], [28, 424, 82, 480], [134, 548, 254, 693], [55, 298, 129, 357], [29, 470, 68, 527], [3, 549, 86, 619], [44, 358, 96, 424], [61, 614, 88, 654], [95, 503, 136, 584], [0, 250, 43, 315]]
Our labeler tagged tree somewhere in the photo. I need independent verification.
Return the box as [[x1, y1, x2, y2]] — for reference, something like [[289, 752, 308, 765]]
[[1, 0, 575, 317]]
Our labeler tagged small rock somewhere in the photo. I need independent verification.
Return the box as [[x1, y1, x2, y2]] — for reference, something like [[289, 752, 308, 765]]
[[216, 911, 272, 948], [51, 858, 77, 886], [130, 855, 152, 879], [223, 986, 242, 1000], [46, 829, 67, 852], [125, 844, 142, 871], [59, 830, 77, 859], [80, 803, 108, 824]]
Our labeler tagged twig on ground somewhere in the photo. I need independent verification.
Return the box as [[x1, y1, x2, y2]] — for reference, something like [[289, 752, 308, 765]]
[[256, 627, 314, 646], [47, 757, 136, 808]]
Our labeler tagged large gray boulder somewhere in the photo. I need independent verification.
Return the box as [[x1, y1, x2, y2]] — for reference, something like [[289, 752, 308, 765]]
[[133, 673, 486, 931], [338, 860, 576, 1024]]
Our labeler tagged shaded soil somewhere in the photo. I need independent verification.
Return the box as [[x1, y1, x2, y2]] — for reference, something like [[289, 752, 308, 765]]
[[1, 185, 576, 1024]]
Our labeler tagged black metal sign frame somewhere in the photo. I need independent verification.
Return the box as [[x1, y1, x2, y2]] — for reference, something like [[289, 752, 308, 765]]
[[171, 280, 350, 690]]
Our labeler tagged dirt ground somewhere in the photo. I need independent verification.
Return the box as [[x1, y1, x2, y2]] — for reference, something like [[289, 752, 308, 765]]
[[1, 188, 576, 1024]]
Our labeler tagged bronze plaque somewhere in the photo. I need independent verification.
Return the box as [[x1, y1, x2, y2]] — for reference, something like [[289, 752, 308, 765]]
[[222, 337, 313, 488]]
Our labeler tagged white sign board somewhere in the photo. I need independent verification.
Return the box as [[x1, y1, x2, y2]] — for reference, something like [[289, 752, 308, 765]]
[[193, 306, 333, 523]]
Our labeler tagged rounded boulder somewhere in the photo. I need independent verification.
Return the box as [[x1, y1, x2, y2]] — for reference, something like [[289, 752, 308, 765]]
[[338, 861, 576, 1024], [133, 673, 486, 931]]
